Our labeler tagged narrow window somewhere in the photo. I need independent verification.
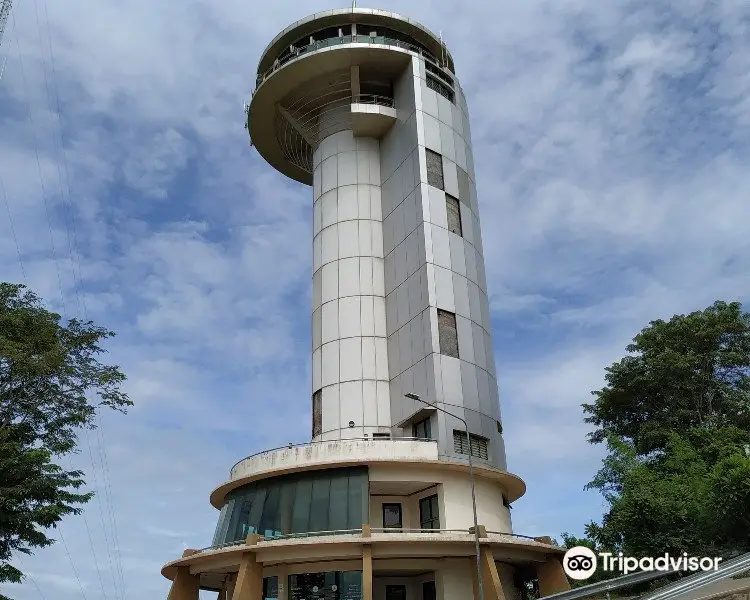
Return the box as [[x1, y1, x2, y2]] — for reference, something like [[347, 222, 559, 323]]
[[426, 149, 444, 189], [382, 503, 402, 529], [446, 194, 462, 236], [453, 430, 489, 460], [372, 432, 391, 440], [426, 73, 455, 103], [437, 309, 459, 358], [412, 417, 431, 440], [312, 389, 322, 438], [419, 494, 440, 529]]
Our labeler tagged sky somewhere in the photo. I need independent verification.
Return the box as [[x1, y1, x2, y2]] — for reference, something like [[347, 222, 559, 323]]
[[0, 0, 748, 598]]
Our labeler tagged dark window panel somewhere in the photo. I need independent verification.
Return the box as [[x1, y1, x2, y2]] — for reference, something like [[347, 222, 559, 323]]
[[426, 149, 444, 189], [312, 389, 322, 438], [437, 309, 459, 358], [446, 194, 462, 236], [382, 503, 402, 529], [453, 430, 489, 460]]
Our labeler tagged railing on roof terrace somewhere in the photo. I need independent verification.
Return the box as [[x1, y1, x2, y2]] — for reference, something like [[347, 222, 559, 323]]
[[352, 94, 395, 108], [255, 35, 449, 91]]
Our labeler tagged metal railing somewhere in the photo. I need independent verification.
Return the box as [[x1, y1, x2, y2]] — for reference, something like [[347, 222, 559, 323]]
[[255, 35, 449, 91], [351, 94, 395, 108]]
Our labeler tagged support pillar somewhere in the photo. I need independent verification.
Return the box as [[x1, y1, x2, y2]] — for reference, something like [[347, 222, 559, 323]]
[[232, 534, 263, 600], [167, 566, 200, 600], [363, 544, 373, 600], [537, 556, 571, 597], [480, 547, 506, 600]]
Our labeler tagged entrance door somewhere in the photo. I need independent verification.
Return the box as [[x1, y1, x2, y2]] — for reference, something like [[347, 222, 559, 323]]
[[422, 581, 436, 600], [385, 584, 407, 600]]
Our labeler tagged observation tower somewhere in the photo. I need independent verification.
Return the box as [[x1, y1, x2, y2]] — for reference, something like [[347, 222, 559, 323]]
[[161, 8, 571, 600]]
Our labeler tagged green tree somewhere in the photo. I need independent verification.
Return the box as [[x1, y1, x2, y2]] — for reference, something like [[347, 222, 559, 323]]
[[581, 301, 750, 559], [0, 283, 131, 594]]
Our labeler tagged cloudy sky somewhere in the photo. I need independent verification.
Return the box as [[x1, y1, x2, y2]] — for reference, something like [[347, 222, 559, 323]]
[[1, 0, 748, 597]]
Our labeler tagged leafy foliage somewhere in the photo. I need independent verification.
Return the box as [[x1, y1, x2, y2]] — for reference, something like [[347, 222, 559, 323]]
[[580, 301, 750, 560], [0, 283, 131, 590]]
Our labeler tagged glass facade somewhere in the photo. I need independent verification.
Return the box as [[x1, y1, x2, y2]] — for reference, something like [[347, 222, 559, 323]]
[[211, 467, 368, 545], [289, 571, 362, 600]]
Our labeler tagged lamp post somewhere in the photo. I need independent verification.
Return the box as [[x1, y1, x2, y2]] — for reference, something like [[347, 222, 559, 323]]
[[404, 392, 484, 600]]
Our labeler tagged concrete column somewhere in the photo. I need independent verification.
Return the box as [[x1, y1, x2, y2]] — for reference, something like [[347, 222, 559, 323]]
[[537, 556, 571, 597], [232, 553, 263, 600], [479, 547, 506, 600], [363, 545, 373, 600], [167, 566, 200, 600]]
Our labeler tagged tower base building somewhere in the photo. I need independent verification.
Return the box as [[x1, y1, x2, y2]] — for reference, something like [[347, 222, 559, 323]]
[[161, 8, 570, 600]]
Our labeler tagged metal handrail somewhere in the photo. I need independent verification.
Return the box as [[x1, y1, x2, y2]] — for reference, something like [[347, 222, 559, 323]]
[[351, 94, 395, 108], [230, 437, 437, 474], [254, 34, 447, 91], [370, 527, 469, 534]]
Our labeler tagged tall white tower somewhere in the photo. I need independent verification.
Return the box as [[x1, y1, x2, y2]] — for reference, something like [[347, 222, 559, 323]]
[[161, 9, 569, 600]]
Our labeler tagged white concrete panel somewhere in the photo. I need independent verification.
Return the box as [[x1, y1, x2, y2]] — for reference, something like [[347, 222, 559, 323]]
[[449, 236, 466, 276], [480, 291, 491, 331], [358, 220, 373, 257], [312, 308, 322, 350], [431, 225, 452, 269], [460, 203, 474, 246], [387, 331, 400, 378], [356, 185, 371, 220], [321, 384, 339, 435], [402, 189, 418, 236], [476, 368, 492, 416], [321, 261, 338, 304], [386, 291, 398, 335], [454, 130, 467, 170], [431, 350, 445, 404], [370, 149, 381, 185], [439, 121, 456, 162], [321, 225, 338, 264], [410, 316, 426, 363], [339, 380, 364, 429], [423, 113, 441, 152], [472, 321, 487, 370], [374, 336, 389, 381], [376, 380, 391, 424], [322, 155, 337, 194], [405, 231, 419, 279], [372, 258, 385, 297], [397, 323, 412, 374], [312, 347, 322, 391], [441, 356, 463, 405], [433, 266, 455, 312], [396, 284, 410, 331], [393, 242, 407, 288], [357, 149, 370, 184], [373, 295, 387, 336], [410, 359, 428, 403], [382, 210, 395, 256], [313, 233, 322, 272], [401, 149, 416, 197], [460, 361, 480, 411], [468, 281, 482, 326], [337, 184, 358, 222], [339, 296, 362, 338], [371, 220, 384, 259], [313, 198, 322, 235], [392, 202, 405, 248], [370, 186, 382, 221], [381, 175, 395, 218], [321, 189, 337, 229], [338, 220, 359, 258], [320, 135, 337, 161], [362, 378, 378, 428], [443, 158, 459, 198], [313, 268, 322, 310], [313, 168, 322, 200], [421, 84, 439, 118], [451, 103, 464, 136], [423, 353, 437, 404], [357, 137, 378, 153], [339, 337, 362, 382], [337, 130, 356, 153], [338, 257, 359, 297], [428, 187, 448, 229], [456, 315, 474, 364], [337, 151, 357, 187], [360, 295, 375, 337], [437, 94, 452, 125], [321, 300, 339, 343], [361, 336, 377, 380], [321, 341, 339, 387], [477, 256, 488, 292], [485, 331, 496, 377], [425, 262, 437, 307], [464, 244, 478, 284], [453, 273, 470, 318]]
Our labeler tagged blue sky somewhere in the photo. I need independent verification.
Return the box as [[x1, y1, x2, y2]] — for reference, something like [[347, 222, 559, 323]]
[[1, 0, 749, 598]]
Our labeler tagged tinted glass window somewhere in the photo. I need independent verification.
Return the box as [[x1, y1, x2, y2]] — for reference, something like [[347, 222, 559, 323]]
[[383, 503, 402, 528], [426, 149, 444, 189]]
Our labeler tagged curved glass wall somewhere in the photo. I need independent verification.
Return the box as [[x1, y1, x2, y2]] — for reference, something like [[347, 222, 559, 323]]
[[211, 467, 368, 545]]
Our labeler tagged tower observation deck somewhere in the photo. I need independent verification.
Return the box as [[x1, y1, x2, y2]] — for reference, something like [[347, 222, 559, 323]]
[[160, 9, 571, 600]]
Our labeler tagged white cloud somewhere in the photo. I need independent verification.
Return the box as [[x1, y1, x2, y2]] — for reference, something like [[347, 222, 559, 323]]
[[1, 0, 749, 597]]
